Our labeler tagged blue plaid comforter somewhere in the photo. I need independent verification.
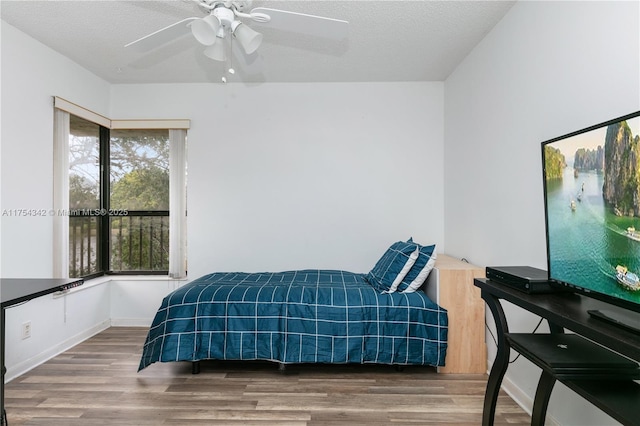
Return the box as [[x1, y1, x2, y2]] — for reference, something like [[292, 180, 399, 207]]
[[138, 270, 447, 370]]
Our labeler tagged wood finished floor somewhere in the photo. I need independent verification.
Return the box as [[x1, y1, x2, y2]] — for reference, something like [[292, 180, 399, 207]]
[[5, 327, 531, 425]]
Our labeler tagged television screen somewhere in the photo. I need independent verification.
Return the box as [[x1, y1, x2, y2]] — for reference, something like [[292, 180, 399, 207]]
[[542, 111, 640, 314]]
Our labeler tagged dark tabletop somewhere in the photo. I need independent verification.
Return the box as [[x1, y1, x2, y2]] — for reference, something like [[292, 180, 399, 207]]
[[1, 278, 83, 308]]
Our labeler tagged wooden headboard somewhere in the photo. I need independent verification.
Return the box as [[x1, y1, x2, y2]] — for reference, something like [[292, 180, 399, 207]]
[[425, 254, 487, 374]]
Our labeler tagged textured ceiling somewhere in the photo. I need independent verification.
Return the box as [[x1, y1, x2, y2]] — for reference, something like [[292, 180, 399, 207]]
[[1, 0, 516, 84]]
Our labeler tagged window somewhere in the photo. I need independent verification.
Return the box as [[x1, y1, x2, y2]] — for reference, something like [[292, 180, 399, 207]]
[[68, 115, 102, 276], [109, 129, 170, 273], [68, 118, 172, 276], [53, 97, 188, 279]]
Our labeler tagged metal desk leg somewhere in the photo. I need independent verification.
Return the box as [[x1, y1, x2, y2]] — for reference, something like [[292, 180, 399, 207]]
[[481, 290, 510, 426], [1, 306, 6, 426], [531, 370, 556, 425], [528, 320, 562, 425]]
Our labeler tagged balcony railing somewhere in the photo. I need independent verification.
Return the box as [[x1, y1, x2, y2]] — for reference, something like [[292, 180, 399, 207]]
[[69, 213, 169, 277], [110, 214, 169, 273], [69, 216, 99, 277]]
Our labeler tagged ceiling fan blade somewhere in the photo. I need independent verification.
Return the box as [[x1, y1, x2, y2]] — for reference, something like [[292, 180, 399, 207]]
[[125, 17, 199, 52], [249, 7, 348, 40]]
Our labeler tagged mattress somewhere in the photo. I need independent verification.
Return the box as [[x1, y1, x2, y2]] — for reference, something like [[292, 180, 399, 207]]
[[139, 269, 447, 370]]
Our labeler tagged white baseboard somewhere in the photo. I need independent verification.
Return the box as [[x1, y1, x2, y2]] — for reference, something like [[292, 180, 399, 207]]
[[110, 318, 153, 327], [5, 319, 111, 383]]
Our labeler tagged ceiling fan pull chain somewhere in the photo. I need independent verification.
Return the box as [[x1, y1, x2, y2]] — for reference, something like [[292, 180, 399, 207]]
[[228, 32, 235, 76], [221, 36, 228, 83], [221, 58, 227, 83]]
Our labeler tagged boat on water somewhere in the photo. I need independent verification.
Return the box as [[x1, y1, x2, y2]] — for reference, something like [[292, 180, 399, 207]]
[[615, 265, 640, 292], [626, 227, 640, 242], [570, 200, 576, 211]]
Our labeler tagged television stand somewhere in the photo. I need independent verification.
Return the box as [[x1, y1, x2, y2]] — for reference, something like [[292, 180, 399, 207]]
[[475, 278, 640, 426], [588, 309, 640, 335]]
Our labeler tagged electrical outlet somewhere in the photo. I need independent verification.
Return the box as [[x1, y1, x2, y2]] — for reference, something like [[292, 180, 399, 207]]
[[21, 321, 31, 340]]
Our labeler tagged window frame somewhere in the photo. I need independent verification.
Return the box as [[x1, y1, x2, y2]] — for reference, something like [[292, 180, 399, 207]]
[[53, 96, 189, 279], [69, 123, 172, 277]]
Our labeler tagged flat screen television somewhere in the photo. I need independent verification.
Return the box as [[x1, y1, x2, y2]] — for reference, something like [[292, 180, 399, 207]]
[[541, 111, 640, 334]]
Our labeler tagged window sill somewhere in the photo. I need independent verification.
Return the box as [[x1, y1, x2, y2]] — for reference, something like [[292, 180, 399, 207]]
[[52, 275, 189, 298]]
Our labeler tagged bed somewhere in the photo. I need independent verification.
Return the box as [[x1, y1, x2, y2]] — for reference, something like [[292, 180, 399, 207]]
[[138, 240, 447, 371]]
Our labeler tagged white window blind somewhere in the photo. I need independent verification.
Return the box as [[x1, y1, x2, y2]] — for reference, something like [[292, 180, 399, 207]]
[[53, 109, 70, 278], [169, 129, 187, 278]]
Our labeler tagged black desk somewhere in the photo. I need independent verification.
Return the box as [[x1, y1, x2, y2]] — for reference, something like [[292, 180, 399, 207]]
[[1, 278, 83, 426], [475, 278, 640, 426]]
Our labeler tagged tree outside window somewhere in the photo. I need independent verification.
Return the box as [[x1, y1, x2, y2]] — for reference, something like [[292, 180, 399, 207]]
[[69, 116, 170, 277]]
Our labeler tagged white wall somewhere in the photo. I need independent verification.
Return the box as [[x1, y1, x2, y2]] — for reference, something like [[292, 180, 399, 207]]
[[4, 284, 110, 381], [1, 22, 113, 379], [109, 278, 185, 326], [1, 22, 111, 277], [110, 82, 446, 280], [444, 1, 640, 425]]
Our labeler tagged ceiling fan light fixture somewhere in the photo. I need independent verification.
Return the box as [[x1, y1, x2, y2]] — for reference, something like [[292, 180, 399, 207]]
[[191, 14, 221, 46], [204, 38, 226, 61], [231, 21, 263, 55]]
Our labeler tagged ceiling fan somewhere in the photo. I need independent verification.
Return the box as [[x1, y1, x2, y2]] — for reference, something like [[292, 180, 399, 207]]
[[125, 0, 349, 81]]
